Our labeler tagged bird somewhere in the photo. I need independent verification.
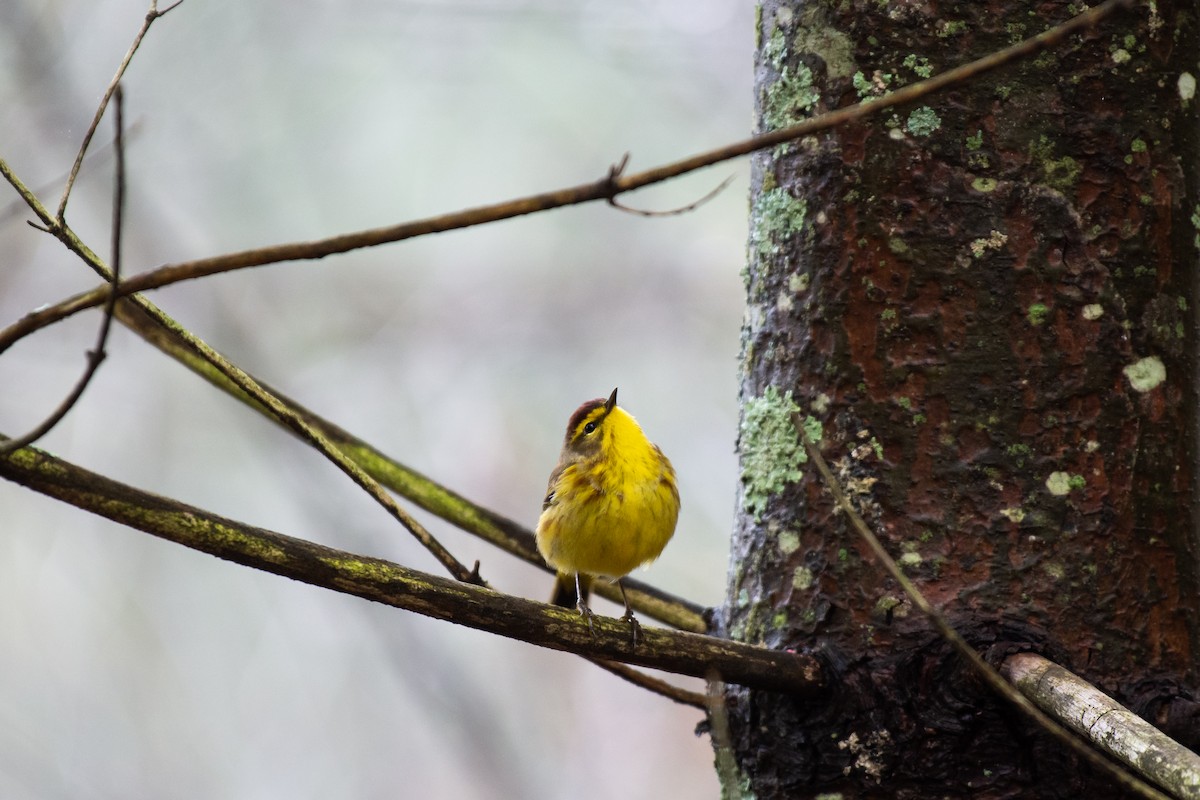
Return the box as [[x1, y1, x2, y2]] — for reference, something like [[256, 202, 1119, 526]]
[[535, 388, 679, 643]]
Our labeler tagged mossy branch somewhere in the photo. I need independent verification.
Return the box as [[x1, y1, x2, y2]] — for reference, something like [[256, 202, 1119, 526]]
[[0, 439, 819, 696], [114, 302, 708, 632]]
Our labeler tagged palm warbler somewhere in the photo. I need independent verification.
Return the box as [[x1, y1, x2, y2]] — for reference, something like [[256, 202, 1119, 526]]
[[536, 388, 679, 641]]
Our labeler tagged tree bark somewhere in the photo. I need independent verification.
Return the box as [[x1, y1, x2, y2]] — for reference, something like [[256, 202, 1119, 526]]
[[721, 2, 1200, 797]]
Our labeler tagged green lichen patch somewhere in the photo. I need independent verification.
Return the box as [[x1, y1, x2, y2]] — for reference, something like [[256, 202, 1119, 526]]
[[1030, 135, 1081, 193], [972, 177, 997, 193], [789, 272, 810, 293], [937, 20, 966, 38], [792, 18, 856, 79], [1123, 356, 1166, 392], [777, 528, 801, 555], [902, 54, 934, 79], [1000, 506, 1026, 523], [751, 188, 807, 260], [764, 26, 787, 69], [1045, 471, 1085, 496], [969, 230, 1008, 259], [1179, 72, 1196, 105], [762, 64, 819, 130], [1026, 303, 1049, 326], [740, 386, 807, 521], [793, 566, 814, 590], [905, 106, 941, 137]]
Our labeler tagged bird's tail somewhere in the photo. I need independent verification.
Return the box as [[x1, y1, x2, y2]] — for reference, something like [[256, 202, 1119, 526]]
[[550, 572, 592, 608]]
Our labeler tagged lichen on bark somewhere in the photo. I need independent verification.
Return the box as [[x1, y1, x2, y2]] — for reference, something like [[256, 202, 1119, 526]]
[[721, 2, 1200, 797]]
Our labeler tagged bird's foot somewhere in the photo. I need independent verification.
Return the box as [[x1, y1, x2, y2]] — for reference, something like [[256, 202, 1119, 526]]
[[620, 610, 642, 647], [576, 599, 598, 638]]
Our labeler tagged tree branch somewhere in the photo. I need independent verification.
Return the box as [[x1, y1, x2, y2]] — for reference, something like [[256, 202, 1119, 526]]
[[0, 85, 127, 456], [1004, 653, 1200, 800], [7, 160, 480, 586], [111, 300, 709, 632], [797, 417, 1170, 800], [0, 439, 821, 697], [1, 155, 709, 630], [0, 0, 1133, 347], [55, 0, 184, 222]]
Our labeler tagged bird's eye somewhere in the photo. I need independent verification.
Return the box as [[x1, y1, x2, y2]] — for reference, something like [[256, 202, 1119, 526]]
[[583, 421, 597, 434]]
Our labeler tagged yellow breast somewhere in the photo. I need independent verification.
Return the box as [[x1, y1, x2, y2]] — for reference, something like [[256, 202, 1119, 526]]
[[536, 407, 679, 579]]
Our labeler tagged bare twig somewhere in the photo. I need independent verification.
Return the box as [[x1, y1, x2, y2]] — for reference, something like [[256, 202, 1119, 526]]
[[0, 0, 1133, 346], [55, 0, 184, 222], [1004, 653, 1200, 799], [796, 417, 1168, 800], [0, 119, 144, 227], [0, 86, 127, 456], [589, 659, 707, 708], [0, 440, 824, 697], [608, 175, 736, 218]]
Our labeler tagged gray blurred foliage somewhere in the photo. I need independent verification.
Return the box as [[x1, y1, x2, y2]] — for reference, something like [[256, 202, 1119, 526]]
[[0, 0, 751, 797]]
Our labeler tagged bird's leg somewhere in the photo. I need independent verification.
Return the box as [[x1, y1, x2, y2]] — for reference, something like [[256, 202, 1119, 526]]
[[575, 572, 597, 638], [618, 579, 642, 647]]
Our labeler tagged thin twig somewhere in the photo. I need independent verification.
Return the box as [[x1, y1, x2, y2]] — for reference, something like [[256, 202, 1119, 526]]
[[55, 0, 184, 222], [0, 87, 127, 456], [608, 175, 736, 218], [796, 417, 1169, 800], [589, 659, 707, 708], [0, 440, 824, 697], [8, 161, 479, 586], [0, 0, 1132, 346], [0, 119, 144, 227]]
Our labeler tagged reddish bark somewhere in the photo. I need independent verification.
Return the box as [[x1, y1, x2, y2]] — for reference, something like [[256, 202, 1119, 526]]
[[723, 2, 1200, 796]]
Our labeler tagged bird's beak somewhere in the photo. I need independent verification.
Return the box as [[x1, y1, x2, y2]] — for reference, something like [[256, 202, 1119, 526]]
[[606, 387, 618, 411]]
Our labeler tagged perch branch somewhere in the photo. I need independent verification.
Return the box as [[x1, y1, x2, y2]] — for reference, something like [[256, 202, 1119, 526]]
[[111, 300, 709, 632], [0, 439, 821, 697], [1, 157, 708, 630]]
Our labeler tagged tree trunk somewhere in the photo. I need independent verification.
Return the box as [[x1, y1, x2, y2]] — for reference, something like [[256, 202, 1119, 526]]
[[721, 2, 1200, 797]]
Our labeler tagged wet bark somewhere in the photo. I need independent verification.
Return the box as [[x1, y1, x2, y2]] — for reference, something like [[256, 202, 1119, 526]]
[[721, 2, 1200, 797]]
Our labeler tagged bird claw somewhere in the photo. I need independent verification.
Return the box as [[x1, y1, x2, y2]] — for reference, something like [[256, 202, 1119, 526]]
[[620, 610, 642, 647], [577, 600, 598, 639]]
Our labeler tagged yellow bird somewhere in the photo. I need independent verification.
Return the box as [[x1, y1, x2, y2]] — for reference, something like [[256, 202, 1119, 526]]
[[536, 388, 679, 641]]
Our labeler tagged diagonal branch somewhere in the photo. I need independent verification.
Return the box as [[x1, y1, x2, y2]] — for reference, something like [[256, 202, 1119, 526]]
[[2, 154, 708, 629], [7, 162, 478, 585], [796, 417, 1170, 800], [111, 300, 709, 632], [1003, 653, 1200, 799], [55, 0, 184, 222], [0, 438, 821, 697], [0, 0, 1133, 348], [0, 86, 128, 455]]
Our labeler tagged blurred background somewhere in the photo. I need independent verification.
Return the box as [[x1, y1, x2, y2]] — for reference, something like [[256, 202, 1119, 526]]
[[0, 0, 751, 797]]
